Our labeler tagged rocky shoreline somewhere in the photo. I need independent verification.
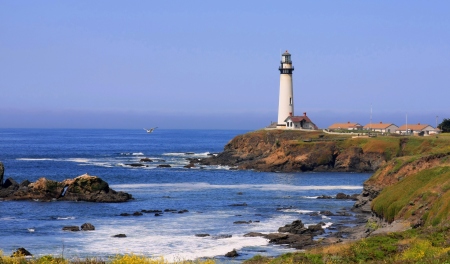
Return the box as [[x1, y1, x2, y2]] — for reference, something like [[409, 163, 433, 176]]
[[196, 130, 387, 173]]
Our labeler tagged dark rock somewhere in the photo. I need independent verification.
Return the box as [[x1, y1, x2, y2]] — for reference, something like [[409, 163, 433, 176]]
[[237, 192, 243, 195], [230, 202, 247, 206], [3, 177, 18, 189], [335, 211, 352, 216], [120, 213, 131, 216], [81, 223, 95, 231], [184, 163, 195, 168], [62, 226, 80, 232], [158, 164, 172, 168], [267, 233, 316, 249], [11, 247, 32, 257], [307, 223, 324, 235], [317, 195, 332, 199], [164, 209, 177, 212], [244, 232, 264, 237], [0, 174, 133, 202], [336, 193, 351, 199], [278, 220, 307, 234], [178, 209, 189, 213], [320, 210, 334, 216], [225, 249, 239, 258], [132, 211, 143, 216], [126, 163, 147, 167], [142, 209, 162, 213], [140, 158, 153, 162], [155, 213, 162, 216], [195, 234, 210, 237], [113, 234, 127, 238], [234, 220, 252, 224], [19, 180, 31, 187]]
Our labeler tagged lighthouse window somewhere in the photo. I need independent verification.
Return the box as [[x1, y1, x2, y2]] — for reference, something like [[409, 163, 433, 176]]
[[290, 98, 292, 105]]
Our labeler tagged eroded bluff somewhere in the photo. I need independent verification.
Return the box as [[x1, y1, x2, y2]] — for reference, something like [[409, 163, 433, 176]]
[[200, 130, 387, 172]]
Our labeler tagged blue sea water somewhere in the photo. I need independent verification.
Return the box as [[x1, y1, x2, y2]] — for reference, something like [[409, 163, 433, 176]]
[[0, 129, 371, 262]]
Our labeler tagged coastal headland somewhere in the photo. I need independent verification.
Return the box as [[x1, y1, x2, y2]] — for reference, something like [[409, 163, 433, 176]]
[[199, 129, 450, 261]]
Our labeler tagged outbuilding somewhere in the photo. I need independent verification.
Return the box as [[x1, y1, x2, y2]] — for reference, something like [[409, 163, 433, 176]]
[[328, 122, 363, 131], [396, 123, 436, 135], [284, 112, 318, 130], [363, 122, 398, 133]]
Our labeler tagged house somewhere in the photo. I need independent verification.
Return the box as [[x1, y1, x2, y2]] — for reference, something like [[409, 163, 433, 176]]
[[328, 122, 363, 131], [363, 122, 398, 133], [396, 123, 436, 135], [284, 112, 318, 130]]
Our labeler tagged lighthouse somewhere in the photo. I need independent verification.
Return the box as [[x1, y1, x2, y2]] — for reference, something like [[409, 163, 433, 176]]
[[277, 50, 294, 128]]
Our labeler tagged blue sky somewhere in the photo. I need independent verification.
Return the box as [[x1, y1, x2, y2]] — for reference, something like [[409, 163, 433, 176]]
[[1, 1, 449, 129]]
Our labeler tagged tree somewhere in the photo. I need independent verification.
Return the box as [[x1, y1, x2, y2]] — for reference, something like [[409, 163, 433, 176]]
[[438, 118, 450, 133]]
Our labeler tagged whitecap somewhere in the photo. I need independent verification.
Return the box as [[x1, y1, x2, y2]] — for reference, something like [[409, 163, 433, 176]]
[[278, 208, 316, 214], [57, 216, 75, 220]]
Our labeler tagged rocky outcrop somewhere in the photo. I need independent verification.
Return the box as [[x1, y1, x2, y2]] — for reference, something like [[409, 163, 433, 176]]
[[0, 173, 132, 202], [225, 249, 239, 257], [244, 219, 324, 249], [198, 130, 390, 172], [11, 247, 32, 257]]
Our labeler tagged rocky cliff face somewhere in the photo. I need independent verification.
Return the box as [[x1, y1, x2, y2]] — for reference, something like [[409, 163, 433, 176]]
[[355, 152, 450, 226], [0, 173, 132, 202], [200, 130, 388, 172]]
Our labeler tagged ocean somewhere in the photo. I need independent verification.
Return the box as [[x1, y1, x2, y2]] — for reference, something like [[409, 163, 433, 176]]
[[0, 129, 371, 262]]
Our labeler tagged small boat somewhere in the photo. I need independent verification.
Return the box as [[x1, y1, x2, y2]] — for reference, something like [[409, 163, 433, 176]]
[[144, 127, 158, 133]]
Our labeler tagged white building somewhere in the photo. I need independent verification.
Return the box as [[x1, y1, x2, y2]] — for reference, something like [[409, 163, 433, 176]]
[[396, 123, 436, 135], [363, 122, 398, 133], [284, 112, 318, 130], [277, 51, 294, 128], [328, 122, 363, 131]]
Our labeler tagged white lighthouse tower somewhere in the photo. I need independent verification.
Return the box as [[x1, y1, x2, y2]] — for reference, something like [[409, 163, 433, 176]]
[[277, 50, 294, 128]]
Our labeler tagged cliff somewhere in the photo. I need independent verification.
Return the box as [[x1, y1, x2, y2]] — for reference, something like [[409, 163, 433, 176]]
[[200, 130, 396, 172]]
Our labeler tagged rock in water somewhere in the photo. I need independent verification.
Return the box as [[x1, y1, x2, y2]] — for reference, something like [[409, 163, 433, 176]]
[[0, 173, 133, 202], [225, 249, 239, 257], [81, 223, 95, 231], [62, 226, 80, 231]]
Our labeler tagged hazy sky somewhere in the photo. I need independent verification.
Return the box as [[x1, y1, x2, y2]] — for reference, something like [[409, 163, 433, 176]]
[[1, 1, 449, 129]]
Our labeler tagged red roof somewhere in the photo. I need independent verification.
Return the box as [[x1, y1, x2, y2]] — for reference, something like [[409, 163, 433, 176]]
[[284, 113, 318, 130]]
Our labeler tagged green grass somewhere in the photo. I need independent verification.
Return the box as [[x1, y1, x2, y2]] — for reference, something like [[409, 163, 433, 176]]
[[244, 225, 450, 263], [372, 166, 450, 224]]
